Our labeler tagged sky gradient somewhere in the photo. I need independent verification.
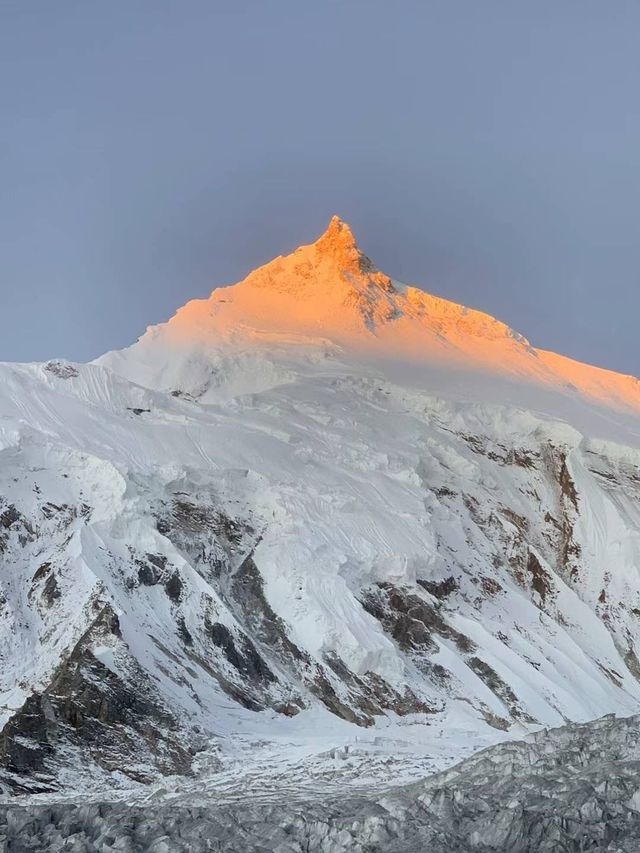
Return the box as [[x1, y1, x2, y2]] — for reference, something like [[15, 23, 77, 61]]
[[2, 1, 640, 374]]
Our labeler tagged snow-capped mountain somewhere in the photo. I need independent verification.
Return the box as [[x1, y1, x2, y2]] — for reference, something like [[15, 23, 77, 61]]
[[99, 215, 640, 422], [3, 216, 640, 795]]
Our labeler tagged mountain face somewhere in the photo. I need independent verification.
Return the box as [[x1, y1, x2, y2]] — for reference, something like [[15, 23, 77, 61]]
[[3, 218, 640, 795]]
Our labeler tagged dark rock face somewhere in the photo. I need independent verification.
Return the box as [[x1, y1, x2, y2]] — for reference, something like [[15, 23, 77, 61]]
[[0, 695, 54, 780], [136, 554, 167, 586], [0, 503, 34, 554], [2, 714, 640, 852], [164, 570, 183, 602], [206, 620, 275, 684], [416, 575, 458, 600], [0, 605, 191, 794], [361, 583, 475, 656], [43, 361, 79, 380]]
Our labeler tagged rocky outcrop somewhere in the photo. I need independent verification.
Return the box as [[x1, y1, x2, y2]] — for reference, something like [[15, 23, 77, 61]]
[[0, 603, 191, 794]]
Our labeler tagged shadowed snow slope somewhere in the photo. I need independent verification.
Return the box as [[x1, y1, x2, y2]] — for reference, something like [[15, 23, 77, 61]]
[[3, 218, 640, 796]]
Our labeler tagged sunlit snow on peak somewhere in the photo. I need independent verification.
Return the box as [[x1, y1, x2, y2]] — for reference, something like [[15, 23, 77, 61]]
[[97, 219, 640, 422]]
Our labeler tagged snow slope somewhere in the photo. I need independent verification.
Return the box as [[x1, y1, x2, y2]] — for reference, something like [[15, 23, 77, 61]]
[[3, 217, 640, 794]]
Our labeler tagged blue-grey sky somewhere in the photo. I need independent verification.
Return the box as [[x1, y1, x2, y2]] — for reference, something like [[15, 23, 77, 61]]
[[2, 1, 640, 373]]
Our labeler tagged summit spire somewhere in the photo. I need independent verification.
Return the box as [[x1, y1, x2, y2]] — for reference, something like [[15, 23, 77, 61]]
[[318, 215, 356, 246], [313, 215, 375, 274]]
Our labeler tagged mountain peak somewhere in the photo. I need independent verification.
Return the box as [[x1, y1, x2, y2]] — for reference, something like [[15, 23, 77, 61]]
[[317, 215, 356, 248], [312, 215, 376, 275], [98, 219, 640, 418]]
